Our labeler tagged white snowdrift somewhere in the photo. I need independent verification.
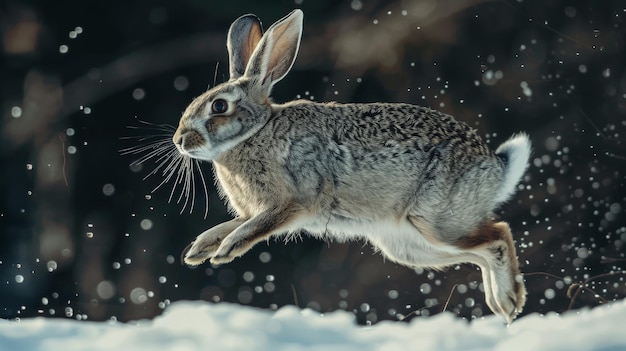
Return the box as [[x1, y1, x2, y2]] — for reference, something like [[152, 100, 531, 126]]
[[1, 299, 625, 351]]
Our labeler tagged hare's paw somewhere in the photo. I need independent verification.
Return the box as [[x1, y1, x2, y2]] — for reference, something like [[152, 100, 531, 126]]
[[493, 274, 527, 324], [509, 275, 527, 320], [210, 233, 253, 265], [182, 219, 244, 266], [183, 235, 223, 266]]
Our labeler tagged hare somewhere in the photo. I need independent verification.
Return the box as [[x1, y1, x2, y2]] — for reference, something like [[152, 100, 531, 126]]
[[175, 9, 530, 323]]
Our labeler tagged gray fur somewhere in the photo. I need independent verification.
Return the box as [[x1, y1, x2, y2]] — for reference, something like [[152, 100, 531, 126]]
[[227, 14, 263, 79], [173, 10, 530, 323]]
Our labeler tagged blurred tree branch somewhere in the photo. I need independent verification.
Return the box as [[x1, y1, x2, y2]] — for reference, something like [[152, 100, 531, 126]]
[[52, 0, 494, 118]]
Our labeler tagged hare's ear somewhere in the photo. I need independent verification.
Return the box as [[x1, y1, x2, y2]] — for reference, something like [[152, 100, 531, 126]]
[[244, 9, 303, 95], [227, 14, 263, 79]]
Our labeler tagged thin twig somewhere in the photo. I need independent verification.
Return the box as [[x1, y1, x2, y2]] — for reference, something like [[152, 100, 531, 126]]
[[400, 304, 436, 322], [525, 270, 626, 311], [290, 283, 300, 308], [601, 257, 626, 264], [442, 284, 459, 313], [59, 134, 69, 187]]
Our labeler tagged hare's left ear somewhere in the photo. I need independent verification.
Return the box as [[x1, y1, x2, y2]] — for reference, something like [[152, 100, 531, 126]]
[[244, 9, 303, 96], [227, 14, 263, 79]]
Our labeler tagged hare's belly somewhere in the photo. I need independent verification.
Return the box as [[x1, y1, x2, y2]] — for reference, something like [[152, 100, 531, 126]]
[[291, 214, 460, 265]]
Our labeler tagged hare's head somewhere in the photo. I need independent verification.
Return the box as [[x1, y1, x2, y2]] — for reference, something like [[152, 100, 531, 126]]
[[173, 10, 303, 161]]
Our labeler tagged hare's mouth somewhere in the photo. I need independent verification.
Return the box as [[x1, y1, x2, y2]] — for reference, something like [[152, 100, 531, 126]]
[[184, 149, 200, 156], [174, 141, 202, 157], [179, 149, 204, 160], [179, 148, 216, 162]]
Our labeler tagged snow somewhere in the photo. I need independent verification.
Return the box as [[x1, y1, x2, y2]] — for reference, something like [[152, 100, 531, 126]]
[[1, 299, 626, 351]]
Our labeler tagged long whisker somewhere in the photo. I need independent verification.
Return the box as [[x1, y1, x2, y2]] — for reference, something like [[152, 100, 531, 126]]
[[149, 146, 179, 167], [175, 157, 187, 205], [185, 157, 194, 214], [188, 157, 196, 214], [120, 133, 176, 142], [195, 159, 209, 219], [129, 120, 177, 131], [145, 150, 179, 181], [127, 142, 175, 166], [178, 157, 192, 213], [169, 155, 188, 204], [136, 120, 177, 129], [152, 153, 183, 193], [159, 153, 184, 179], [120, 140, 170, 154], [120, 121, 210, 217], [119, 138, 173, 159]]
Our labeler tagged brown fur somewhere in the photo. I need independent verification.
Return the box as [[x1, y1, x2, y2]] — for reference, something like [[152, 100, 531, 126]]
[[208, 116, 231, 132], [181, 130, 204, 150], [455, 221, 508, 249]]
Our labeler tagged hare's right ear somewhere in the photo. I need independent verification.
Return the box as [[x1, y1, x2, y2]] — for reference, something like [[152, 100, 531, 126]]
[[243, 9, 303, 96], [227, 14, 263, 79]]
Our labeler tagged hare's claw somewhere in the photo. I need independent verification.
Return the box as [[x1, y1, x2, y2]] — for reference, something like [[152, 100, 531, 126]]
[[180, 242, 194, 265]]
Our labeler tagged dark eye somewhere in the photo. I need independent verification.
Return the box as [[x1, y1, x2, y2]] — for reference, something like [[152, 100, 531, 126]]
[[211, 99, 228, 114]]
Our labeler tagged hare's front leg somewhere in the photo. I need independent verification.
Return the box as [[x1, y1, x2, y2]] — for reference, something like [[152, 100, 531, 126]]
[[183, 218, 245, 266], [211, 207, 304, 265]]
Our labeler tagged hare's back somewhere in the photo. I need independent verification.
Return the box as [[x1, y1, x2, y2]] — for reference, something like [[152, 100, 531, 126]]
[[277, 101, 491, 153], [285, 102, 496, 176], [340, 103, 492, 160], [272, 102, 502, 221]]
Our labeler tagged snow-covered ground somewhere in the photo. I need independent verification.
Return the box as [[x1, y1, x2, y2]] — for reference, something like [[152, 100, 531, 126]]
[[1, 299, 625, 351]]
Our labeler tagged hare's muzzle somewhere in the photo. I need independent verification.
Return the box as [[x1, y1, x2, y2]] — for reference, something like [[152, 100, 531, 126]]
[[173, 128, 204, 155]]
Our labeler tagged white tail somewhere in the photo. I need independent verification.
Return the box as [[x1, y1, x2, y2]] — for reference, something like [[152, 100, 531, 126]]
[[494, 133, 531, 204]]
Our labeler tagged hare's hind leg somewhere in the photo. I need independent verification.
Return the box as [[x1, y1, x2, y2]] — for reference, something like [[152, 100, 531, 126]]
[[456, 221, 526, 323]]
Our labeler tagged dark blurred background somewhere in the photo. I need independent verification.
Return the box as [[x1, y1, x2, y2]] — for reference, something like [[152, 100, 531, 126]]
[[1, 0, 625, 324]]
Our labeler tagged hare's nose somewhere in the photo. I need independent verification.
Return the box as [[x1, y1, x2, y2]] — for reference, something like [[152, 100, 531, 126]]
[[174, 133, 183, 146]]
